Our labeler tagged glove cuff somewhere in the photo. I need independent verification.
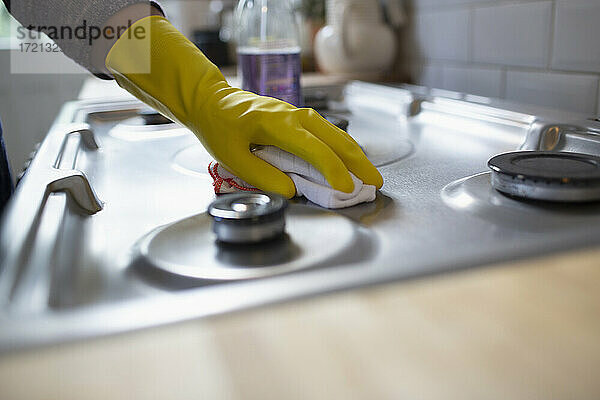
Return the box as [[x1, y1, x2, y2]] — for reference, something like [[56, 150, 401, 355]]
[[105, 16, 229, 126]]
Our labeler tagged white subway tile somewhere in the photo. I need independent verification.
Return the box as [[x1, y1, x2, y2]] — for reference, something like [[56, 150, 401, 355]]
[[415, 9, 470, 62], [552, 0, 600, 73], [440, 66, 469, 93], [505, 70, 598, 115], [468, 67, 504, 99], [442, 65, 503, 98], [472, 2, 552, 68], [417, 64, 444, 88], [597, 85, 600, 118], [412, 0, 494, 10]]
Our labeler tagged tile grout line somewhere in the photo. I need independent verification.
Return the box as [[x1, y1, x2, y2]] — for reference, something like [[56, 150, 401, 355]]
[[411, 0, 557, 14], [467, 5, 474, 65], [424, 58, 600, 77], [500, 67, 508, 100], [546, 0, 557, 71], [596, 79, 600, 118]]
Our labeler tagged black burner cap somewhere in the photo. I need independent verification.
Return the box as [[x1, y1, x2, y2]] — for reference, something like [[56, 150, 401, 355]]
[[488, 151, 600, 202], [489, 151, 600, 184]]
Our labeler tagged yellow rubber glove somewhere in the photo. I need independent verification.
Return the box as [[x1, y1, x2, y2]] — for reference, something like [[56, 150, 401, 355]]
[[106, 16, 383, 198]]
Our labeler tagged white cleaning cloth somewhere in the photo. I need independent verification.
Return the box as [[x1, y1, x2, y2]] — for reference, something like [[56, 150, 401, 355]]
[[208, 146, 376, 209]]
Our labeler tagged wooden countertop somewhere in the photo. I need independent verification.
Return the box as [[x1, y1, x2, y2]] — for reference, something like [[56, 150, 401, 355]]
[[1, 247, 599, 399]]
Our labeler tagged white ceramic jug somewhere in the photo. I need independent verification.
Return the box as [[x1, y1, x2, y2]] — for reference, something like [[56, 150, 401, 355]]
[[314, 0, 398, 75]]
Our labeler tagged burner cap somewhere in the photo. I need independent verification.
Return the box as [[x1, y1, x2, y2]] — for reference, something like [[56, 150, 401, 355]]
[[208, 193, 288, 243], [488, 151, 600, 202]]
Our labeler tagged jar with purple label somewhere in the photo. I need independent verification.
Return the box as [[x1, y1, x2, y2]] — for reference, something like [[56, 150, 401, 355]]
[[235, 0, 302, 107]]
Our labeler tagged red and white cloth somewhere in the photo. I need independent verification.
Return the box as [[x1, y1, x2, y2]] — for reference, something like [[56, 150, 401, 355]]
[[208, 146, 377, 209]]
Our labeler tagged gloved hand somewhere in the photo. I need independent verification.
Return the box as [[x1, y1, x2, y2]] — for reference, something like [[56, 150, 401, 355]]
[[106, 16, 383, 198]]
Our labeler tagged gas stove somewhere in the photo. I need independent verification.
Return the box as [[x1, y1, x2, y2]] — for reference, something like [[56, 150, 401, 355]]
[[2, 82, 600, 352]]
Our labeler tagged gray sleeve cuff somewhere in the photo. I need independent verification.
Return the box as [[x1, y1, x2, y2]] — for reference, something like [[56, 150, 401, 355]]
[[7, 0, 164, 79]]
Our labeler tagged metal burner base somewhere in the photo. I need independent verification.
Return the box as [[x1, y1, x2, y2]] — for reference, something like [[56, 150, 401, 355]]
[[134, 204, 371, 281]]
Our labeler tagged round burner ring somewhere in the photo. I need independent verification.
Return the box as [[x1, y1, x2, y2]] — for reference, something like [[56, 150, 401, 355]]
[[488, 151, 600, 202], [134, 204, 365, 281]]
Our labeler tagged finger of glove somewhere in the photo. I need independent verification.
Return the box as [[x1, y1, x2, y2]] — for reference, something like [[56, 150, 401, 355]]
[[262, 128, 355, 193], [228, 152, 297, 199], [301, 110, 383, 189]]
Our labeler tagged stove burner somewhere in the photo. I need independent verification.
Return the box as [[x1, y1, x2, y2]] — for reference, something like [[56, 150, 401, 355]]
[[488, 151, 600, 202], [134, 204, 367, 281], [208, 193, 288, 244]]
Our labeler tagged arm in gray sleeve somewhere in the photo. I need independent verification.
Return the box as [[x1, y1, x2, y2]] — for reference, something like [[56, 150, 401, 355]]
[[3, 0, 163, 79]]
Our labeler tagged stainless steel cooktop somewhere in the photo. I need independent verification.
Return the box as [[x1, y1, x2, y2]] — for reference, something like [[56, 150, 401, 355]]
[[2, 82, 600, 352]]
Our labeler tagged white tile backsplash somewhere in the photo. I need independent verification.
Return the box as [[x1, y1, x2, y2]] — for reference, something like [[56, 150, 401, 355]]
[[415, 9, 470, 62], [411, 0, 495, 10], [442, 65, 503, 98], [418, 64, 444, 88], [407, 0, 600, 113], [597, 84, 600, 118], [505, 70, 598, 115], [472, 2, 553, 68], [440, 66, 468, 93], [552, 0, 600, 73]]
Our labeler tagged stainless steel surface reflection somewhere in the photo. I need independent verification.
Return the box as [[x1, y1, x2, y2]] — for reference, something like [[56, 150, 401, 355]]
[[2, 85, 600, 352], [135, 204, 368, 280], [442, 172, 600, 232], [348, 117, 415, 167]]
